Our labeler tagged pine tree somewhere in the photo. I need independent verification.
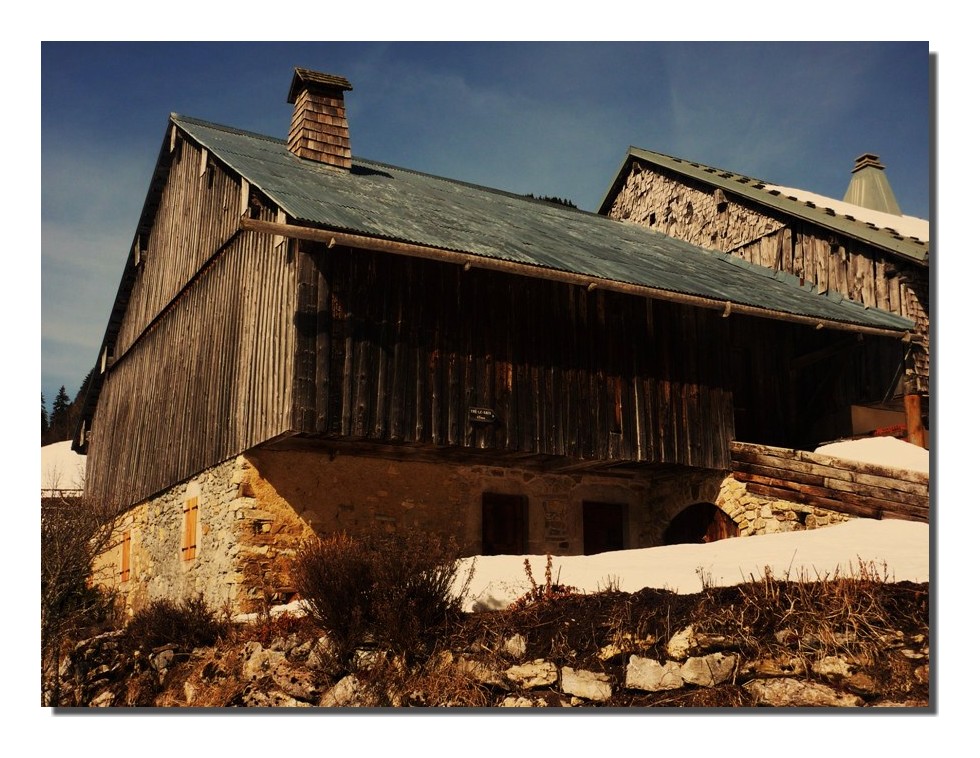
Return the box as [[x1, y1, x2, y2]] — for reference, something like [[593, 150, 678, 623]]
[[48, 386, 72, 442], [41, 393, 49, 442]]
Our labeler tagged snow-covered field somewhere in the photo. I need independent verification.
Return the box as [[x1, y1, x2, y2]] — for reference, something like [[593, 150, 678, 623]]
[[40, 439, 86, 495], [458, 517, 929, 611]]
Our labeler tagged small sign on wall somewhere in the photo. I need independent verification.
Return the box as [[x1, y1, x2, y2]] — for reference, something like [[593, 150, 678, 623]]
[[468, 407, 497, 424]]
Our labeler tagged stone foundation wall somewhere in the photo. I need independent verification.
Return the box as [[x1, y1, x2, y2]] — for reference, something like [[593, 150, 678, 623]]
[[243, 448, 652, 557], [714, 475, 849, 535], [96, 450, 851, 617], [96, 456, 310, 617]]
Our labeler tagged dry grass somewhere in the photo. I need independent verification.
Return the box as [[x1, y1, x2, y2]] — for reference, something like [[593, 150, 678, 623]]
[[70, 560, 929, 708]]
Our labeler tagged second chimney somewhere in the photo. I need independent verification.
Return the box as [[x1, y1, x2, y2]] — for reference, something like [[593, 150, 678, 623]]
[[287, 68, 353, 169]]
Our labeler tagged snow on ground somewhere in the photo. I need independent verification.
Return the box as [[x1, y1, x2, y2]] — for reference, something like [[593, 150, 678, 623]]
[[457, 439, 929, 610], [40, 440, 86, 495], [456, 518, 928, 611], [815, 436, 929, 474]]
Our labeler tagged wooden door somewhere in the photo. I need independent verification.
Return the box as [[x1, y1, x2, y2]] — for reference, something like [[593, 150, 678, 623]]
[[583, 501, 625, 555], [482, 493, 528, 555]]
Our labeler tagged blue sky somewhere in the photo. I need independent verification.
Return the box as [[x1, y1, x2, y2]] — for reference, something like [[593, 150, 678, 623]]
[[40, 41, 930, 405]]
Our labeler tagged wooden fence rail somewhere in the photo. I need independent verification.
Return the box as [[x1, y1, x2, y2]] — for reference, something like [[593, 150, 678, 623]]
[[729, 441, 929, 523]]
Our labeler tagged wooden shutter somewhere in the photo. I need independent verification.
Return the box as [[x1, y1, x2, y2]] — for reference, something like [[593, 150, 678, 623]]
[[181, 497, 199, 561]]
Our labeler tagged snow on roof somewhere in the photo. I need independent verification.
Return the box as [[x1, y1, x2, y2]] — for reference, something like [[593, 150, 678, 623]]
[[815, 436, 929, 475], [765, 183, 929, 242], [41, 440, 86, 495]]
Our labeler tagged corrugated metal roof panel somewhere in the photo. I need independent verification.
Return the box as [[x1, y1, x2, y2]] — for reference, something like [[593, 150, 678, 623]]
[[174, 115, 914, 333]]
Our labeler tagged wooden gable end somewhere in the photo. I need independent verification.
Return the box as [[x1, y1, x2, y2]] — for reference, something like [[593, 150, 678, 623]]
[[85, 131, 299, 508]]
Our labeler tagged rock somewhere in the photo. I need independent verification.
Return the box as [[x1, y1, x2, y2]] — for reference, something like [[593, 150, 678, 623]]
[[666, 625, 730, 659], [560, 667, 613, 702], [666, 626, 697, 659], [241, 642, 286, 681], [89, 690, 114, 707], [741, 656, 806, 678], [319, 674, 378, 707], [240, 684, 312, 708], [625, 656, 683, 692], [743, 677, 865, 707], [271, 661, 321, 702], [681, 653, 737, 686], [306, 637, 338, 672], [845, 672, 880, 696], [289, 639, 313, 662], [150, 646, 176, 672], [501, 634, 527, 659], [504, 660, 558, 689], [499, 695, 548, 707], [812, 656, 856, 678], [457, 657, 509, 689]]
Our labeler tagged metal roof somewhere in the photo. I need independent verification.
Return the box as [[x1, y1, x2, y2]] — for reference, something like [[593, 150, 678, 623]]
[[174, 115, 913, 333], [598, 147, 928, 265]]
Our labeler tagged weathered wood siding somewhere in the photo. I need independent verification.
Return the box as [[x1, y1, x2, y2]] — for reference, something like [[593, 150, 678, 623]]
[[290, 243, 897, 469], [86, 138, 298, 507], [606, 164, 929, 392], [292, 243, 737, 469]]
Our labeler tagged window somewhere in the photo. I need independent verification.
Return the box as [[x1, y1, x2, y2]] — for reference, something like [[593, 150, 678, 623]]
[[120, 530, 131, 582], [181, 496, 199, 561]]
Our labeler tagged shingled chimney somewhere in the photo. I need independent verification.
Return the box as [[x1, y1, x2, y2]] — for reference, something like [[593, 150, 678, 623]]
[[843, 153, 902, 215], [287, 68, 353, 169]]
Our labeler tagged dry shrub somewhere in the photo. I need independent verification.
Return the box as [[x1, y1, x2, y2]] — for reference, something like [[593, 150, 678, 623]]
[[292, 533, 373, 666], [247, 611, 318, 649], [122, 596, 229, 654], [293, 530, 473, 668], [41, 495, 121, 705], [509, 554, 579, 610], [703, 561, 917, 661]]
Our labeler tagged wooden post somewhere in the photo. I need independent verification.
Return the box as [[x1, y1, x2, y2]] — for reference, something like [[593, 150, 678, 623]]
[[904, 393, 926, 448]]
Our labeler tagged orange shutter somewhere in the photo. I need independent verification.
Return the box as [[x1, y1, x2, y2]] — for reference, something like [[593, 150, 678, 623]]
[[182, 497, 199, 561]]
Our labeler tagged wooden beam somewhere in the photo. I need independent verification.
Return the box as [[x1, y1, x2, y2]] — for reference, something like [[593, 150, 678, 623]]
[[240, 218, 921, 341], [905, 393, 927, 448]]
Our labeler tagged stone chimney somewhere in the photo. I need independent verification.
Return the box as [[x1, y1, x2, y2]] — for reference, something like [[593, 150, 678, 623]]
[[843, 153, 902, 215], [287, 68, 353, 169]]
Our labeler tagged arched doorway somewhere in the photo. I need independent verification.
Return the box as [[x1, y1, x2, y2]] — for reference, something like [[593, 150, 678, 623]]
[[663, 503, 739, 545]]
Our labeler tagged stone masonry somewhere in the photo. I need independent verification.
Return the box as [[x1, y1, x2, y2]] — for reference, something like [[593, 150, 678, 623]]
[[96, 449, 849, 617]]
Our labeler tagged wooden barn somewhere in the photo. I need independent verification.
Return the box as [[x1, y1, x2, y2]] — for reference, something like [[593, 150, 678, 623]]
[[74, 69, 924, 613], [599, 147, 930, 445]]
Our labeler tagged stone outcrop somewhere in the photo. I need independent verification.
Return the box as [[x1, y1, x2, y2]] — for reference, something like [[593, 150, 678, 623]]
[[52, 615, 929, 708]]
